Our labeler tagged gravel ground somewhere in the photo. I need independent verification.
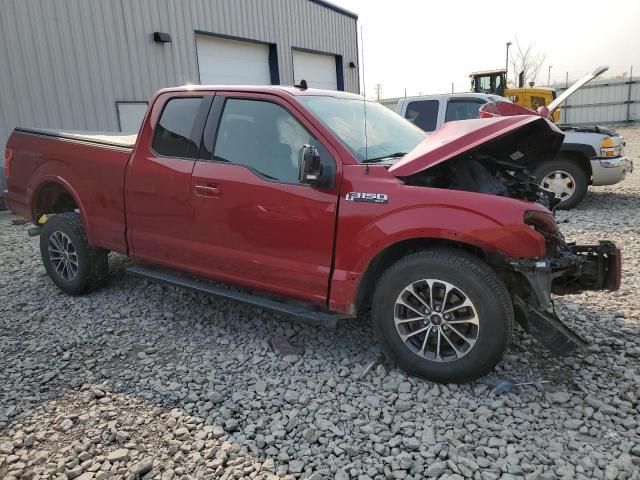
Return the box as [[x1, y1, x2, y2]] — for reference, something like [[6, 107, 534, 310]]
[[1, 129, 639, 480]]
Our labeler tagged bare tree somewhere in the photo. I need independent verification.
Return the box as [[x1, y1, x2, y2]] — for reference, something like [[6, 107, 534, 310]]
[[508, 38, 547, 86]]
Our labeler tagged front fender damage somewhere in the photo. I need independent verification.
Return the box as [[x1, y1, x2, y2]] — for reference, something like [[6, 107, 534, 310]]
[[493, 241, 621, 354]]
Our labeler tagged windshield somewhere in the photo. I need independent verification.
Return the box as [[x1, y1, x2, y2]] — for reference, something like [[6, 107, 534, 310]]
[[299, 96, 426, 162]]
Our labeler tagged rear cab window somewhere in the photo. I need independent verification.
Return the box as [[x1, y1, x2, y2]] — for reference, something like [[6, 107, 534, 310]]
[[404, 100, 439, 132], [152, 97, 203, 158]]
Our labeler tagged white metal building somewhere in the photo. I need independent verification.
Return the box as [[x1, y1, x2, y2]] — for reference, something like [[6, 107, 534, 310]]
[[554, 76, 639, 126], [0, 0, 359, 198]]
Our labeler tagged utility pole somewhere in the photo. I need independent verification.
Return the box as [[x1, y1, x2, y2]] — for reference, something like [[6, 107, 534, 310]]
[[505, 41, 512, 83], [627, 65, 633, 126], [451, 82, 454, 93], [547, 65, 552, 86], [373, 83, 383, 101]]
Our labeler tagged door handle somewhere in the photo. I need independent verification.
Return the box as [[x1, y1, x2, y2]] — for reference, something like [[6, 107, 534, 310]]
[[194, 183, 220, 197]]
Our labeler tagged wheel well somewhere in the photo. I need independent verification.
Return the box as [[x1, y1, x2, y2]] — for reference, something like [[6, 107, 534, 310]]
[[33, 182, 79, 222], [537, 152, 592, 182], [559, 151, 592, 179], [355, 238, 486, 313]]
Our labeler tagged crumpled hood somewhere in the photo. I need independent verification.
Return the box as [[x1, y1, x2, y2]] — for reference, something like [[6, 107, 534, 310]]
[[388, 115, 564, 177]]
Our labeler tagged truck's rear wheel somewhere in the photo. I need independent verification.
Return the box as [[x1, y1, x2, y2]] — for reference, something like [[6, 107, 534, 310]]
[[40, 212, 109, 295], [534, 159, 588, 210], [372, 249, 513, 383]]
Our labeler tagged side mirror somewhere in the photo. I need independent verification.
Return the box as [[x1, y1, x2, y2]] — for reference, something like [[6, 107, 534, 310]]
[[299, 145, 323, 185]]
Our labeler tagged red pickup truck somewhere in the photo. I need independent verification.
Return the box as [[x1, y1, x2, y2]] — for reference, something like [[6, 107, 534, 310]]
[[4, 85, 621, 383]]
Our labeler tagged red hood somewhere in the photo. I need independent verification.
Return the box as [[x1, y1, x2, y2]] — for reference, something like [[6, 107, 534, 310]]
[[388, 115, 563, 177]]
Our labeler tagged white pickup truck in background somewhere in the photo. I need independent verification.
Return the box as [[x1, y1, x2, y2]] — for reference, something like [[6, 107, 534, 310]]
[[393, 93, 633, 209]]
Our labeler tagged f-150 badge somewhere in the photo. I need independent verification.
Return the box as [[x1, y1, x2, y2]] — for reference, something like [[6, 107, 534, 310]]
[[345, 192, 388, 204]]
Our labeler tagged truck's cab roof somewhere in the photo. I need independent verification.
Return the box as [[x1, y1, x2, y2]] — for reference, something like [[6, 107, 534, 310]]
[[399, 92, 508, 104], [156, 84, 365, 100]]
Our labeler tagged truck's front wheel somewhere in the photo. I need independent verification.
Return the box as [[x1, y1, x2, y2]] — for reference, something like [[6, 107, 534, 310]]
[[40, 212, 109, 295], [534, 159, 588, 210], [372, 249, 513, 383]]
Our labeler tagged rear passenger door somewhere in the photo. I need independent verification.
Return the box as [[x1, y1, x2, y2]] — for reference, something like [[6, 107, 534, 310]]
[[189, 93, 340, 305], [126, 93, 212, 265]]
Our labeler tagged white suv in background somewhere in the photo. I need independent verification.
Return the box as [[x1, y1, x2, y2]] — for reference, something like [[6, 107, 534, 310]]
[[393, 93, 633, 209]]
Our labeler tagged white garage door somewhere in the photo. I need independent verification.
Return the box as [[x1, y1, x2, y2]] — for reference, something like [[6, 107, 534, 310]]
[[292, 50, 338, 90], [196, 35, 271, 85]]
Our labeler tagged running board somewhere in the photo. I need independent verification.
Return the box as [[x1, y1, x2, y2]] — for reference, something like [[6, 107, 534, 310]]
[[126, 265, 337, 328]]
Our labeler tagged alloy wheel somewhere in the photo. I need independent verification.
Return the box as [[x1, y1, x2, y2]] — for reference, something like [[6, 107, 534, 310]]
[[48, 231, 79, 281], [541, 170, 576, 200], [394, 279, 480, 362]]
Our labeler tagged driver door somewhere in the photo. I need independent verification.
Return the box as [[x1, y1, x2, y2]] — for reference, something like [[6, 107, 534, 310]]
[[189, 93, 341, 305]]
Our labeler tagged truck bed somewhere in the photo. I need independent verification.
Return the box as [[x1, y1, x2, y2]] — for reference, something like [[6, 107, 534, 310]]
[[15, 127, 137, 150], [6, 127, 133, 253]]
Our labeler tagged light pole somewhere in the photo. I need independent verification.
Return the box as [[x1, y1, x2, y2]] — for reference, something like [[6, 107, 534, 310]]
[[548, 65, 553, 86], [505, 41, 512, 84]]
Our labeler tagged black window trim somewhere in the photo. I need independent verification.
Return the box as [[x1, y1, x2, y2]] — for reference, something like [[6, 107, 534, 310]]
[[150, 95, 213, 161], [197, 95, 335, 188], [198, 95, 225, 161]]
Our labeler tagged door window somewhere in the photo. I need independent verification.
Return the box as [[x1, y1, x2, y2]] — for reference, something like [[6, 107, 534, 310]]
[[444, 99, 486, 122], [494, 74, 503, 94], [213, 99, 315, 183], [152, 97, 202, 158], [478, 76, 492, 93], [530, 95, 547, 109], [405, 100, 439, 132]]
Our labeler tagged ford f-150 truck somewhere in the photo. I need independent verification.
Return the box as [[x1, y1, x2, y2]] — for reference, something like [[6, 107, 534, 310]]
[[4, 85, 621, 383]]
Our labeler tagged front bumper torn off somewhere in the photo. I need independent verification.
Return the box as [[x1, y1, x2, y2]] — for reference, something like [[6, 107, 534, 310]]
[[551, 241, 621, 294], [510, 241, 621, 354]]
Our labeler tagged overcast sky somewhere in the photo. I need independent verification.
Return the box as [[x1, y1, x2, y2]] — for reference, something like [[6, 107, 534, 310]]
[[332, 0, 640, 99]]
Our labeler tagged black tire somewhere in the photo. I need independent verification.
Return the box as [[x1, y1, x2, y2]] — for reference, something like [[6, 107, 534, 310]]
[[372, 248, 513, 384], [534, 159, 588, 210], [39, 212, 109, 295]]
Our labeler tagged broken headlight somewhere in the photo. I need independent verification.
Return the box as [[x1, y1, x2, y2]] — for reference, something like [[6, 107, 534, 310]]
[[525, 210, 558, 252]]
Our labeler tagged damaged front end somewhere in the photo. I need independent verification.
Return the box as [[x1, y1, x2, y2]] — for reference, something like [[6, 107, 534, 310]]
[[387, 114, 622, 355], [389, 115, 566, 210], [551, 241, 621, 294], [506, 234, 621, 354]]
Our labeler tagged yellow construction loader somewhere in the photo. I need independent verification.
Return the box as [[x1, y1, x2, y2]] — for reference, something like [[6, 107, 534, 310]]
[[469, 69, 561, 122]]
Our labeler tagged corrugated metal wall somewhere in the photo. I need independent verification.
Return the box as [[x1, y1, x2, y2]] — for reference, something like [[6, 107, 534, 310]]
[[557, 77, 639, 126], [0, 0, 359, 184]]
